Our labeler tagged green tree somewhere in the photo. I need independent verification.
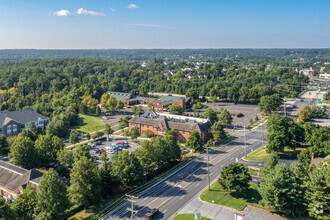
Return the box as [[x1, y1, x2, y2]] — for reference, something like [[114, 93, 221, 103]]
[[9, 135, 37, 169], [258, 94, 282, 115], [36, 169, 69, 220], [218, 108, 233, 126], [305, 169, 330, 219], [95, 106, 101, 116], [69, 130, 81, 145], [0, 135, 9, 155], [111, 151, 144, 189], [211, 121, 226, 142], [185, 88, 199, 99], [73, 145, 91, 162], [147, 101, 153, 112], [168, 105, 183, 115], [35, 134, 64, 167], [203, 107, 218, 121], [290, 162, 309, 217], [11, 185, 36, 219], [218, 163, 251, 192], [130, 127, 140, 140], [56, 149, 74, 176], [86, 133, 91, 140], [261, 153, 279, 176], [258, 163, 293, 213], [92, 131, 104, 140], [99, 152, 112, 196], [0, 197, 16, 219], [185, 130, 202, 152], [164, 129, 181, 162], [297, 106, 313, 123], [68, 157, 101, 208], [104, 124, 114, 139], [27, 121, 38, 134], [131, 106, 145, 115]]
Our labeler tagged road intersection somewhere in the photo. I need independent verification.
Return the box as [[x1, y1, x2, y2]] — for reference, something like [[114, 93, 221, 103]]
[[102, 124, 266, 220]]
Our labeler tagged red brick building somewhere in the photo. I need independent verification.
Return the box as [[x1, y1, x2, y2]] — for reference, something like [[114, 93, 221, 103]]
[[129, 112, 213, 142], [0, 160, 43, 201], [0, 109, 49, 137]]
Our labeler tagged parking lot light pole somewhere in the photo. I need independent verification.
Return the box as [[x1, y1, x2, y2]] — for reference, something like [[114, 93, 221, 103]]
[[244, 121, 247, 158]]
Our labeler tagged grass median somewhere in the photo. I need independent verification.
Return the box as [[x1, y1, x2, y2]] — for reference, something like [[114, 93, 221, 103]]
[[200, 181, 261, 211], [244, 146, 305, 161], [172, 213, 211, 220]]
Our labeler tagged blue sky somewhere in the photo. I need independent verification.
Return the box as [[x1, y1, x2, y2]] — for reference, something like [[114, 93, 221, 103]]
[[1, 0, 330, 49]]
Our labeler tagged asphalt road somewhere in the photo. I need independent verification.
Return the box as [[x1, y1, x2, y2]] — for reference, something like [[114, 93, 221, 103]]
[[102, 124, 266, 220]]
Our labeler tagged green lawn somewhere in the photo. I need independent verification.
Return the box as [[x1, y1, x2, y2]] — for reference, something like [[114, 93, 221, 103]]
[[200, 181, 261, 211], [244, 147, 305, 161], [172, 213, 211, 220], [70, 114, 106, 134], [244, 147, 270, 161]]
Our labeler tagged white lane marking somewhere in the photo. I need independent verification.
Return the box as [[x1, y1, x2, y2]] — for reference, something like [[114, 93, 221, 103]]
[[210, 173, 213, 176], [179, 195, 184, 200], [230, 158, 234, 160], [164, 209, 167, 213]]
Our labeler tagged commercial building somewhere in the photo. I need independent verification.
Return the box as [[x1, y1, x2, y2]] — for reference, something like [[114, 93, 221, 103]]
[[107, 91, 191, 111], [0, 160, 43, 201], [0, 109, 49, 136], [129, 112, 213, 142]]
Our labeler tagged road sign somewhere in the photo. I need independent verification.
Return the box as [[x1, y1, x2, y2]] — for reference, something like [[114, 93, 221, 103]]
[[318, 101, 323, 104], [251, 149, 254, 152]]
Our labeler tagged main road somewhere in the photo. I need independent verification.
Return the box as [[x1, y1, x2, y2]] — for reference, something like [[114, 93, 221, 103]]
[[102, 124, 267, 220]]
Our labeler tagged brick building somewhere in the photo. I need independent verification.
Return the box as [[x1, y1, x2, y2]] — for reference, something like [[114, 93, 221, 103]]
[[129, 112, 213, 142], [107, 91, 191, 111], [0, 160, 43, 201], [0, 109, 49, 137]]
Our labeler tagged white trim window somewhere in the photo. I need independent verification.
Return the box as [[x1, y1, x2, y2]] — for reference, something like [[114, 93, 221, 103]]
[[7, 125, 11, 136]]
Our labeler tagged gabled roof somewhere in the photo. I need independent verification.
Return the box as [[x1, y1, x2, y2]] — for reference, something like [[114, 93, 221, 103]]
[[107, 92, 132, 101], [0, 160, 43, 193], [0, 109, 49, 127]]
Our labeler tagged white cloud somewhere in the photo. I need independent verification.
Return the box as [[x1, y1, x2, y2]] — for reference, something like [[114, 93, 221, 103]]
[[77, 8, 105, 16], [127, 4, 138, 9], [53, 9, 71, 17], [110, 8, 116, 12]]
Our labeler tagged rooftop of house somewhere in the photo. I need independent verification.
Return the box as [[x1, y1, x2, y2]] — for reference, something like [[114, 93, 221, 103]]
[[130, 112, 212, 133], [0, 160, 43, 193], [156, 95, 186, 103], [0, 109, 49, 127]]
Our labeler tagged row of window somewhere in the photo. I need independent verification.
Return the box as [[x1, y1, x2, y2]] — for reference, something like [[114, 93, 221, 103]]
[[0, 189, 16, 201], [131, 123, 191, 136]]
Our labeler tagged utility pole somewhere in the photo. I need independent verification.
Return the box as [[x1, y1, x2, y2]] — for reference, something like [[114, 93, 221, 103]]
[[243, 121, 247, 157], [127, 195, 138, 220], [206, 143, 212, 191], [284, 97, 286, 116]]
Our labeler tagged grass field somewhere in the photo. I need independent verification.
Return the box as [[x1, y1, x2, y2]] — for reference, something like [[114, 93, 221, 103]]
[[172, 213, 211, 220], [70, 114, 106, 134], [244, 147, 305, 161], [200, 181, 261, 210]]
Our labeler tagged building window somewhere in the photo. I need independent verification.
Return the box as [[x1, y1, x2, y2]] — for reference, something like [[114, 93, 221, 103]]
[[3, 190, 7, 198], [142, 125, 144, 128], [147, 125, 149, 129], [21, 124, 25, 129], [11, 194, 16, 201], [142, 131, 146, 135], [182, 131, 185, 135], [7, 125, 11, 135], [38, 120, 43, 126]]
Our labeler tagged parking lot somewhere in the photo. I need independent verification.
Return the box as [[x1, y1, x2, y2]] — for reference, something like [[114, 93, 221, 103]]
[[202, 102, 260, 127], [88, 137, 141, 166]]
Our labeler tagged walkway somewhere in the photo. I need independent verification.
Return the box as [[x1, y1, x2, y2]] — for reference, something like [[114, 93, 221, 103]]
[[176, 197, 283, 220]]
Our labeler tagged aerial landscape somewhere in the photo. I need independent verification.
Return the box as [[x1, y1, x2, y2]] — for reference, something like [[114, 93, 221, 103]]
[[0, 1, 329, 220]]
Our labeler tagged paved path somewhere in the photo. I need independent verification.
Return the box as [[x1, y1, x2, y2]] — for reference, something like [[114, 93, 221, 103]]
[[178, 197, 282, 220]]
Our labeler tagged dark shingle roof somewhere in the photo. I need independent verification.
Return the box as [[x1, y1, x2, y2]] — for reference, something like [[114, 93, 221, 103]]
[[0, 160, 43, 193], [0, 109, 49, 127], [129, 115, 212, 133]]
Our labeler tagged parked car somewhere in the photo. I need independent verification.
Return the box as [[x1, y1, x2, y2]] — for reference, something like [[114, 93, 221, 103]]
[[107, 137, 111, 141], [96, 141, 102, 145], [63, 140, 69, 143], [96, 149, 102, 154], [143, 209, 159, 219], [88, 142, 96, 147], [102, 116, 108, 120], [100, 149, 105, 152]]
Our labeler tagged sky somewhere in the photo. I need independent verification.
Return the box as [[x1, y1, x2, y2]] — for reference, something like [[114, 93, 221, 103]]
[[1, 0, 330, 49]]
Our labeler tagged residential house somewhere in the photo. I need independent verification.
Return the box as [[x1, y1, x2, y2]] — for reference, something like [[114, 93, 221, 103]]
[[129, 112, 213, 142], [0, 109, 49, 136], [0, 160, 43, 201]]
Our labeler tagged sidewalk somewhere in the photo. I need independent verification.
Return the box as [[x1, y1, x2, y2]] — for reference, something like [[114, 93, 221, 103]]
[[177, 197, 283, 220]]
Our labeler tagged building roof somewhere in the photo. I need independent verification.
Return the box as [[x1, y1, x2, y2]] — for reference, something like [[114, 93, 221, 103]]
[[0, 160, 43, 193], [129, 112, 212, 133], [156, 95, 185, 103], [107, 92, 132, 101], [0, 109, 49, 127]]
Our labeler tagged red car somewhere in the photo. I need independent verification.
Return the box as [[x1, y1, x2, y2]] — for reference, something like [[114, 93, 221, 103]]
[[100, 149, 105, 152], [117, 142, 125, 145]]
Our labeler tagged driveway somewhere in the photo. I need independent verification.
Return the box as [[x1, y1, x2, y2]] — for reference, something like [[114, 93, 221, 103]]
[[177, 197, 283, 220]]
